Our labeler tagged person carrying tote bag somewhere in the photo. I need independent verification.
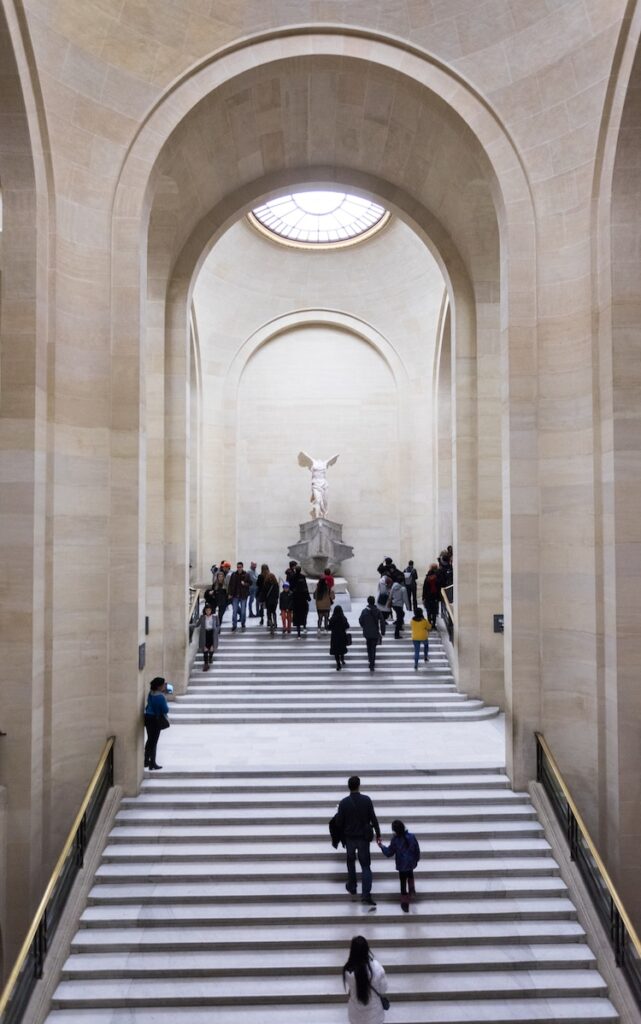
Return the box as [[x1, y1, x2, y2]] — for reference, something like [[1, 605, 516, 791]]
[[342, 935, 389, 1023]]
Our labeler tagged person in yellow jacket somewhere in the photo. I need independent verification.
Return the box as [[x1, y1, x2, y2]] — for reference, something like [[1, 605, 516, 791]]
[[410, 607, 432, 669]]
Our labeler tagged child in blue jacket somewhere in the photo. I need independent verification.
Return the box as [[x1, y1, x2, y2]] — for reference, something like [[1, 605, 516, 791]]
[[377, 818, 420, 912]]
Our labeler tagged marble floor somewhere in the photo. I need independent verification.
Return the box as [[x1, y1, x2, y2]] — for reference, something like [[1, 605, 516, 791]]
[[161, 716, 506, 771], [163, 599, 505, 771]]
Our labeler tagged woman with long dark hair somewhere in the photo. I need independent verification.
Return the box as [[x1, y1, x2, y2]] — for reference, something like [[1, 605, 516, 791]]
[[211, 569, 229, 625], [262, 571, 280, 635], [342, 935, 388, 1023], [328, 604, 351, 670], [327, 602, 352, 667], [255, 563, 270, 625]]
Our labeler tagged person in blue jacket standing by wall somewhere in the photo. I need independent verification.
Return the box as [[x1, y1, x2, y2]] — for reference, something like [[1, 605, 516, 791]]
[[377, 819, 420, 912]]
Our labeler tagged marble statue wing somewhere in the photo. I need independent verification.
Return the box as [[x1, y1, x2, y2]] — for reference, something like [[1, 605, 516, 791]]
[[297, 451, 314, 469], [326, 454, 340, 467]]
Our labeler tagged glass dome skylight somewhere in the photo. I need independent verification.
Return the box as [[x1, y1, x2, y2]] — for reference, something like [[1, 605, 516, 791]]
[[249, 191, 389, 247]]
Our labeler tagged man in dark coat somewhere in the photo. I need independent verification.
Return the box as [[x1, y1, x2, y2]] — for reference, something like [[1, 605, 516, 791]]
[[334, 775, 381, 906], [359, 596, 384, 671], [227, 561, 251, 631]]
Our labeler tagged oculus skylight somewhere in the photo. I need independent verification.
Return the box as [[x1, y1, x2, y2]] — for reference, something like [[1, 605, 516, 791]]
[[249, 191, 389, 247]]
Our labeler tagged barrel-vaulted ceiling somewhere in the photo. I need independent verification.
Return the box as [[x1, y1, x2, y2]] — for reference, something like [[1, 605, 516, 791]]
[[146, 54, 500, 290]]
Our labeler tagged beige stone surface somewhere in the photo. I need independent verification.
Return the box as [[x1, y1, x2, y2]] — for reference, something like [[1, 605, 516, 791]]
[[191, 216, 443, 594], [2, 0, 641, 961]]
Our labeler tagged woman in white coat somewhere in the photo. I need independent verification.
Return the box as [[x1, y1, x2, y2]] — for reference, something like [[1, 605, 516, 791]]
[[342, 935, 388, 1024]]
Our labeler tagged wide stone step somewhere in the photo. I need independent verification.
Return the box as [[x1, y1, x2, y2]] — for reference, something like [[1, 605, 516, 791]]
[[193, 671, 454, 679], [195, 649, 448, 656], [168, 709, 500, 722], [192, 663, 452, 673], [188, 671, 452, 680], [185, 682, 458, 692], [43, 999, 620, 1024], [200, 639, 447, 648], [71, 919, 587, 952], [60, 943, 596, 979], [50, 969, 608, 1008], [100, 838, 552, 862], [107, 820, 545, 843], [144, 767, 505, 778], [87, 877, 568, 904], [193, 653, 449, 662], [196, 652, 449, 662], [197, 642, 448, 650], [114, 804, 538, 825], [138, 771, 511, 792], [120, 788, 529, 808], [79, 896, 579, 927], [190, 667, 452, 676], [194, 669, 453, 677], [94, 856, 560, 882], [175, 694, 469, 705], [201, 638, 447, 647]]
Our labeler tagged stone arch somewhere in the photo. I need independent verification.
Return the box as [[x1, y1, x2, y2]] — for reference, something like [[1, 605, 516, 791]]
[[224, 309, 409, 572], [163, 168, 484, 699], [0, 0, 53, 968], [108, 29, 539, 792], [592, 3, 641, 923], [433, 294, 453, 566], [226, 309, 411, 393]]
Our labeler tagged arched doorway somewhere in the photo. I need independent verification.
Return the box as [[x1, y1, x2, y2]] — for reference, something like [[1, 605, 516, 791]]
[[108, 32, 538, 801]]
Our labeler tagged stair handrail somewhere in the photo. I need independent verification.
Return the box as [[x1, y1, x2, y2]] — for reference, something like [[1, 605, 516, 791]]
[[440, 584, 454, 617], [188, 587, 201, 640], [536, 731, 641, 1007], [440, 584, 454, 642], [0, 737, 115, 1024]]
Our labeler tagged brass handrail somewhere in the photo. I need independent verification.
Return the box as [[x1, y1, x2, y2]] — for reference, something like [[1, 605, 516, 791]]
[[535, 731, 641, 958], [441, 587, 455, 622], [188, 587, 200, 622], [0, 736, 115, 1018]]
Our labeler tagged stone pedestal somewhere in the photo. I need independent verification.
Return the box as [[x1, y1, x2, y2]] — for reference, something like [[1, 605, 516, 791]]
[[288, 518, 354, 579]]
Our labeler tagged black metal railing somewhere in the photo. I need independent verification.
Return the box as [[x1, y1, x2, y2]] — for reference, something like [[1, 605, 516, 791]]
[[0, 738, 115, 1024], [440, 584, 454, 642], [536, 732, 641, 1008]]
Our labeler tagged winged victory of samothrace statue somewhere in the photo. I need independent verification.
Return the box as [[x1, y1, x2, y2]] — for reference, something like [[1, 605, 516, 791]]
[[297, 451, 340, 520]]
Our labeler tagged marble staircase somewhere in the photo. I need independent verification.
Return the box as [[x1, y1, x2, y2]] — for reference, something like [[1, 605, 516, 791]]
[[45, 767, 618, 1024], [171, 622, 500, 722]]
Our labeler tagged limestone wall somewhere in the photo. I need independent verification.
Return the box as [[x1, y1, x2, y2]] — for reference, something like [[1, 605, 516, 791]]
[[192, 216, 444, 595], [2, 0, 641, 955]]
